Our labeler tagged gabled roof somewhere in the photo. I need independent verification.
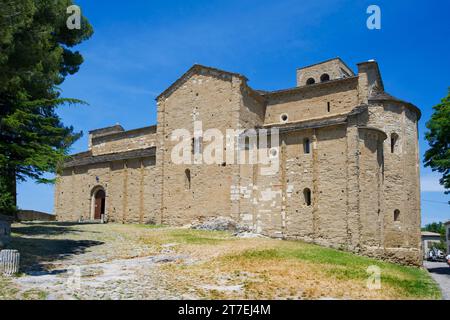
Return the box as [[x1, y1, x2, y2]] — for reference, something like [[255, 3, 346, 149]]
[[262, 75, 358, 98], [156, 64, 248, 101]]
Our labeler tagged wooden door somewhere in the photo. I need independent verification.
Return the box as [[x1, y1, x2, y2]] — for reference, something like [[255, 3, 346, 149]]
[[94, 190, 105, 220]]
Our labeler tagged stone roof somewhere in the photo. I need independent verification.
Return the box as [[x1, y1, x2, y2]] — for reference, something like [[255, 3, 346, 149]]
[[64, 147, 156, 168], [91, 125, 157, 144], [261, 76, 358, 97], [369, 92, 421, 119], [263, 114, 348, 134], [89, 124, 124, 135]]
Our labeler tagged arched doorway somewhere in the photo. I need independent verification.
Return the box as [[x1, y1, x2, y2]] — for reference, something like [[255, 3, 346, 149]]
[[93, 189, 106, 220]]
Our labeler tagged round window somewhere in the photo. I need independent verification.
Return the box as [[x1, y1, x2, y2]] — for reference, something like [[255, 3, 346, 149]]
[[280, 114, 288, 122]]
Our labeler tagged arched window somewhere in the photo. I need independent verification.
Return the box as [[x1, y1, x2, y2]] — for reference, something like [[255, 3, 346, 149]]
[[394, 209, 400, 222], [320, 73, 330, 82], [390, 133, 398, 154], [303, 138, 311, 154], [185, 169, 191, 190], [303, 188, 312, 206], [306, 78, 315, 85]]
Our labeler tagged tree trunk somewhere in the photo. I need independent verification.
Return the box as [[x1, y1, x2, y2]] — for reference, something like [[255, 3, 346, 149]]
[[0, 165, 17, 219]]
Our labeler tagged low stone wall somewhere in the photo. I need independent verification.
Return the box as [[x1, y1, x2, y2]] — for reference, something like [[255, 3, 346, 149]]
[[0, 215, 12, 249], [17, 210, 56, 222]]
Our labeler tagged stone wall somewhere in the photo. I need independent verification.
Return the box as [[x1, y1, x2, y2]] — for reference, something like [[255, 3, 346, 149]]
[[296, 58, 354, 86], [17, 210, 56, 222], [91, 126, 157, 156], [264, 78, 359, 125], [55, 156, 160, 224], [156, 70, 242, 226]]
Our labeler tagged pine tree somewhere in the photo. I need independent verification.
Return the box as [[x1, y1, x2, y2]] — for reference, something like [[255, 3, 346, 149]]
[[0, 0, 93, 215]]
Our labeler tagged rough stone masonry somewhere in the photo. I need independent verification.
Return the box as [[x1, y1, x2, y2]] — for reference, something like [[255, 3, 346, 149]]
[[55, 58, 422, 265]]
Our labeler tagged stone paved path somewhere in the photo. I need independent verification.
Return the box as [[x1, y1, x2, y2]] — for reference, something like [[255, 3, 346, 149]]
[[424, 261, 450, 300]]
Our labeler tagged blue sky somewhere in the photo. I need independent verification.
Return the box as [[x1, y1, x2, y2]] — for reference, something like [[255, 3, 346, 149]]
[[17, 0, 449, 225]]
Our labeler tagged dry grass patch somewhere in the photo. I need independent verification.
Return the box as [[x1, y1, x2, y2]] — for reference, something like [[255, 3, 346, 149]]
[[163, 239, 441, 300]]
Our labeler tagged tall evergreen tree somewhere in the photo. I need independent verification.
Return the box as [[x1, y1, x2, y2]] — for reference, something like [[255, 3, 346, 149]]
[[0, 0, 93, 215]]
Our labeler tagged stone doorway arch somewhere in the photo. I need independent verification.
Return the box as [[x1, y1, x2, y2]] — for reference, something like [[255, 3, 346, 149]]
[[91, 187, 106, 221]]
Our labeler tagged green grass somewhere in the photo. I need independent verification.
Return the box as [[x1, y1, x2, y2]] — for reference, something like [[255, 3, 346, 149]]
[[132, 224, 168, 229], [224, 242, 441, 299], [22, 289, 48, 300], [0, 276, 18, 300], [168, 229, 232, 245]]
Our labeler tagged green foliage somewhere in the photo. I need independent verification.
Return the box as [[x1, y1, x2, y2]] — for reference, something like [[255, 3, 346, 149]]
[[422, 222, 446, 239], [422, 222, 447, 252], [0, 0, 93, 214], [424, 89, 450, 197]]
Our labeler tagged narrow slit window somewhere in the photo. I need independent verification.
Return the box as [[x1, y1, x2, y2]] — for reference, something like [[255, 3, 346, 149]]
[[390, 133, 398, 154], [304, 188, 312, 206], [303, 138, 311, 154], [327, 102, 331, 113], [394, 209, 400, 222], [192, 137, 203, 155], [185, 169, 191, 190]]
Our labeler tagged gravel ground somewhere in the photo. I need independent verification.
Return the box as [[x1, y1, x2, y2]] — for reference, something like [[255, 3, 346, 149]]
[[424, 261, 450, 300], [7, 223, 200, 300], [1, 222, 442, 300]]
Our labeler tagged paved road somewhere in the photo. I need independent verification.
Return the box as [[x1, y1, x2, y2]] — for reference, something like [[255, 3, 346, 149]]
[[424, 261, 450, 300]]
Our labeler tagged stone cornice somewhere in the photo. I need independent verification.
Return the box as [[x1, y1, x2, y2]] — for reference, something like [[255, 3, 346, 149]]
[[64, 147, 156, 168]]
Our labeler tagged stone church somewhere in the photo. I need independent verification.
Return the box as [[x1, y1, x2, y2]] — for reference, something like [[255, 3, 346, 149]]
[[55, 58, 422, 265]]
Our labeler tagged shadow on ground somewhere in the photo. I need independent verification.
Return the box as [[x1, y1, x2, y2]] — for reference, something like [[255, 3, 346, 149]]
[[427, 267, 450, 275], [9, 223, 104, 273], [12, 222, 101, 237]]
